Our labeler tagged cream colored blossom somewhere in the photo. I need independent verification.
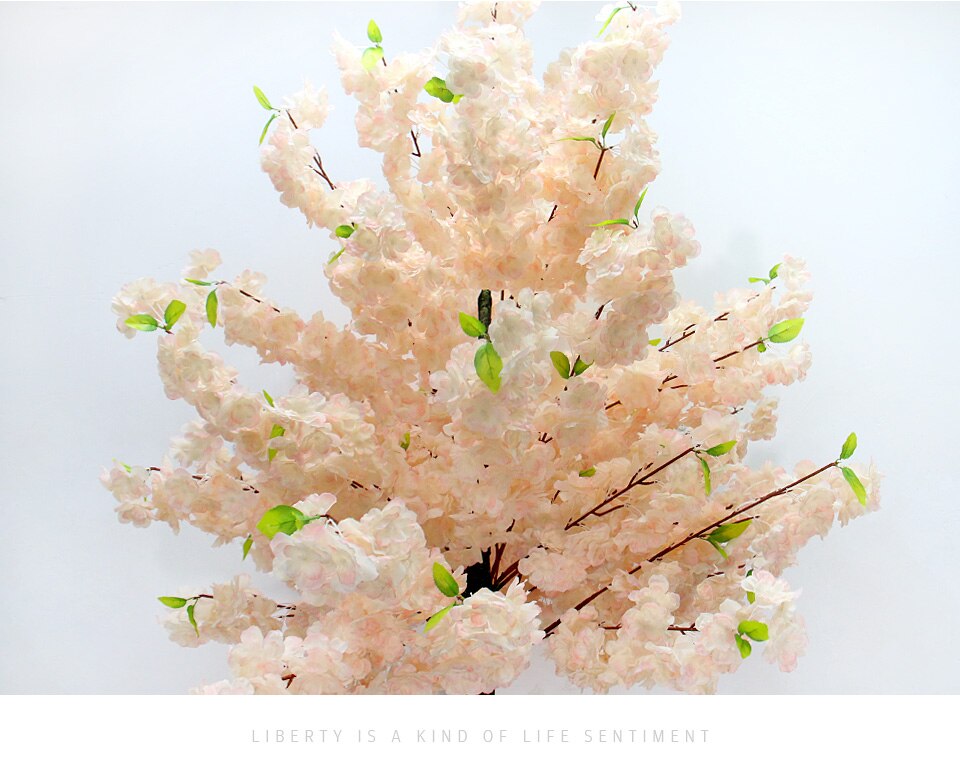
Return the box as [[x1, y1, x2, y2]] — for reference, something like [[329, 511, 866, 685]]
[[108, 1, 878, 696]]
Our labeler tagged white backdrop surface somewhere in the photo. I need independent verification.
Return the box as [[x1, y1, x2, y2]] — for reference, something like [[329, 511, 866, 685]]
[[1, 1, 958, 694]]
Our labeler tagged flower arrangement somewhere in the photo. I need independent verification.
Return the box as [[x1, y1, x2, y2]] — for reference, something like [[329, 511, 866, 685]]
[[102, 0, 879, 694]]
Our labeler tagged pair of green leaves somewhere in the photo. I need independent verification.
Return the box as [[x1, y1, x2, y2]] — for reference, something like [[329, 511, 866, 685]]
[[735, 619, 769, 658], [253, 85, 280, 145], [424, 77, 463, 104], [426, 563, 462, 631], [158, 595, 201, 636], [184, 278, 220, 327], [837, 432, 867, 506], [256, 504, 309, 539], [362, 20, 385, 71], [703, 518, 752, 560], [755, 317, 804, 353], [461, 291, 502, 393], [329, 223, 356, 263], [125, 299, 187, 333], [591, 188, 648, 230], [749, 262, 781, 286], [745, 568, 756, 603], [695, 440, 737, 497], [459, 290, 492, 340], [560, 112, 616, 150], [550, 351, 591, 380], [267, 423, 285, 462]]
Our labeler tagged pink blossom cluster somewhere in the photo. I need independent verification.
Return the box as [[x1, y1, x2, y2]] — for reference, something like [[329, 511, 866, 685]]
[[103, 0, 879, 694]]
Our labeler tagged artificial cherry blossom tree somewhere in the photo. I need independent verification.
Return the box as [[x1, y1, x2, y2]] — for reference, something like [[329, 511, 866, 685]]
[[103, 0, 879, 694]]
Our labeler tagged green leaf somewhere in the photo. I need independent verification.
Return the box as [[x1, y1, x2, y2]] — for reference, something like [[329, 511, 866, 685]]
[[707, 537, 728, 559], [256, 505, 307, 539], [649, 338, 661, 346], [269, 424, 285, 439], [424, 77, 453, 101], [839, 432, 858, 460], [242, 536, 253, 560], [262, 389, 275, 407], [708, 519, 752, 544], [767, 317, 804, 344], [738, 620, 769, 641], [572, 357, 591, 376], [769, 263, 781, 280], [600, 112, 616, 139], [597, 5, 625, 36], [698, 455, 711, 496], [259, 112, 277, 145], [550, 351, 571, 379], [841, 466, 867, 507], [451, 94, 463, 103], [424, 605, 453, 632], [205, 289, 218, 328], [756, 341, 767, 353], [329, 248, 344, 264], [704, 440, 736, 457], [253, 85, 273, 111], [432, 562, 459, 597], [163, 300, 186, 330], [158, 596, 187, 609], [633, 187, 648, 218], [400, 432, 410, 451], [735, 633, 752, 658], [184, 278, 212, 286], [367, 19, 382, 44], [267, 448, 277, 462], [579, 467, 596, 477], [748, 276, 770, 285], [474, 342, 503, 393], [459, 312, 486, 338], [125, 314, 159, 332], [335, 224, 355, 239], [590, 218, 631, 228], [361, 46, 384, 72], [745, 569, 755, 603], [560, 136, 600, 147], [187, 603, 199, 636]]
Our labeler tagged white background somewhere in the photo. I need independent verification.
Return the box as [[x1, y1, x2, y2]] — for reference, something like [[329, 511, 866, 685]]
[[1, 1, 958, 694]]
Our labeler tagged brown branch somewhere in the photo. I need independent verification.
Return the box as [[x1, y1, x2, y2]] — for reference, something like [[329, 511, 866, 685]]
[[491, 543, 505, 582], [312, 156, 336, 191], [592, 147, 608, 181], [410, 129, 421, 157], [713, 339, 765, 364], [564, 446, 696, 530], [548, 204, 558, 222], [237, 288, 282, 314], [543, 459, 839, 636], [146, 467, 259, 493]]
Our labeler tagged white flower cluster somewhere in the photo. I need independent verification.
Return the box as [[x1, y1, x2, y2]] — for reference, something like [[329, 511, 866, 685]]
[[105, 0, 879, 694]]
